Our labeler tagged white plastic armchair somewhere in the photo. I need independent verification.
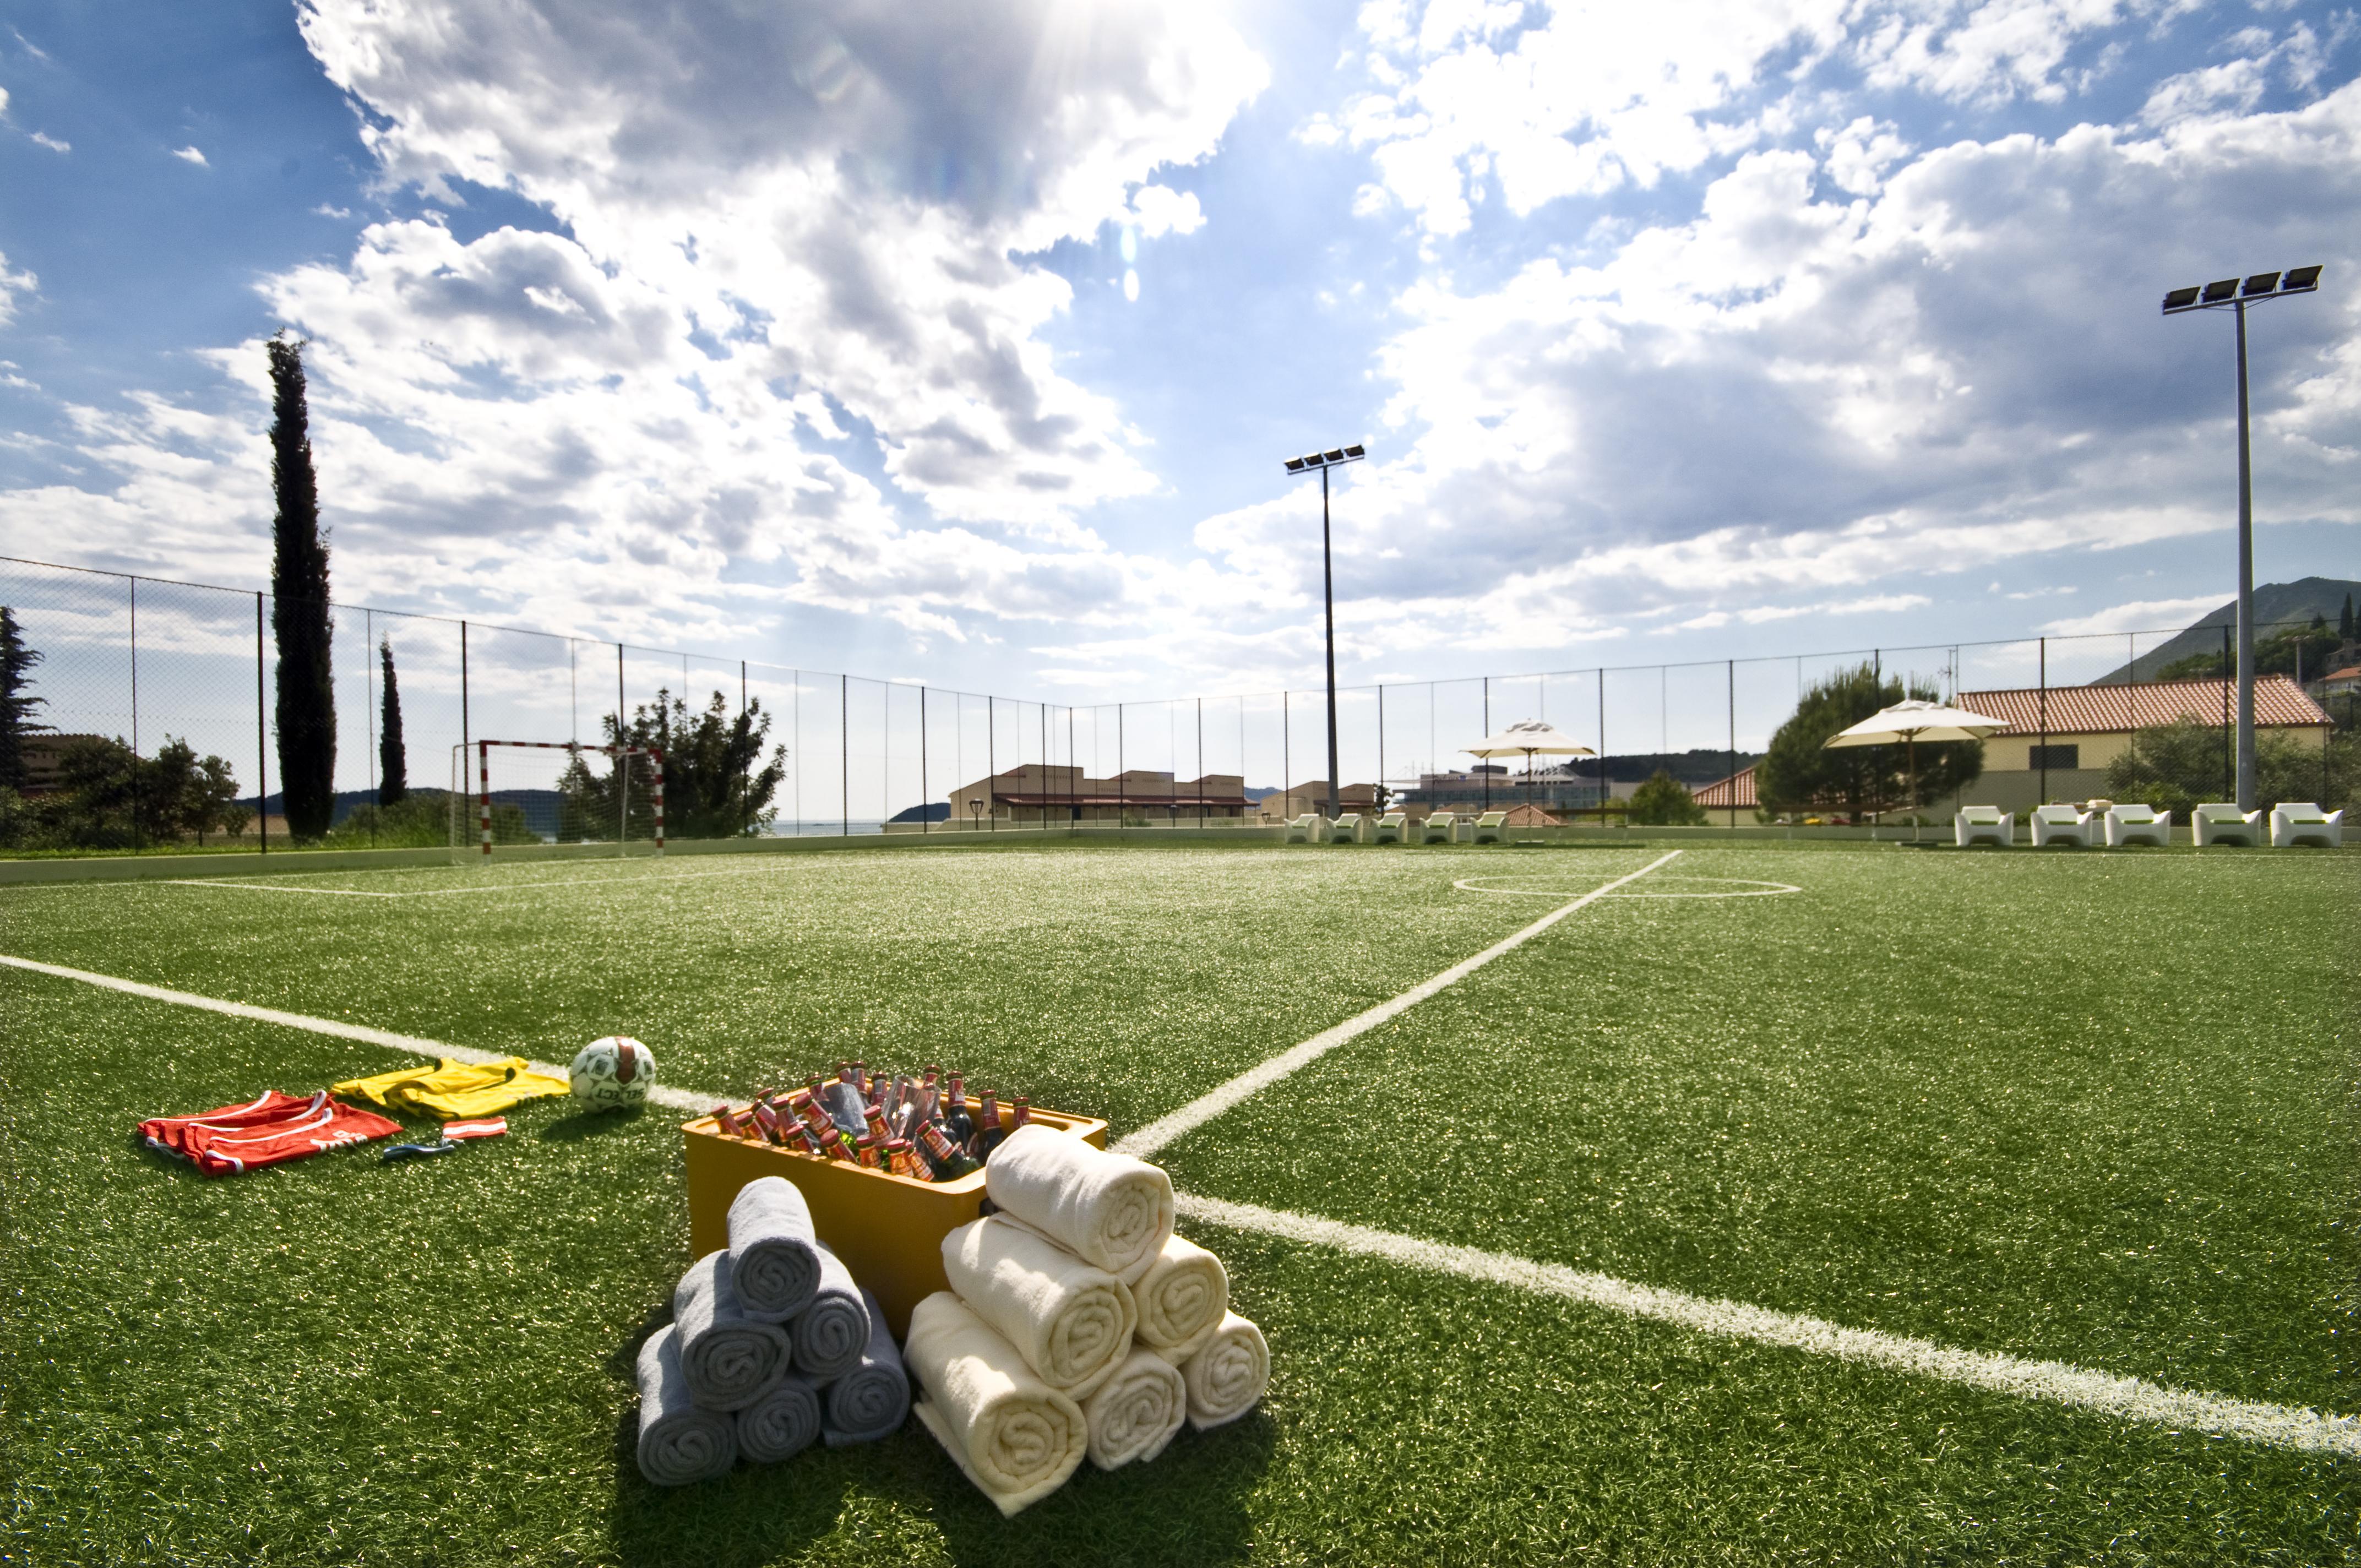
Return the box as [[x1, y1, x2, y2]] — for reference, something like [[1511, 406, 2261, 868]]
[[1285, 813, 1320, 843], [2103, 804, 2172, 848], [2028, 804, 2093, 848], [1422, 812, 1461, 845], [1954, 805, 2012, 847], [1326, 813, 1370, 845], [2269, 802, 2343, 848], [1375, 812, 1410, 843], [2191, 803, 2261, 847], [1471, 810, 1510, 844]]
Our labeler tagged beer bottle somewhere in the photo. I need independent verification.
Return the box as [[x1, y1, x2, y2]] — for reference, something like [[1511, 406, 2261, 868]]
[[885, 1139, 918, 1179], [863, 1103, 891, 1145], [815, 1123, 856, 1163], [916, 1119, 979, 1180], [1010, 1096, 1032, 1129], [710, 1104, 744, 1139], [850, 1059, 869, 1096], [943, 1073, 974, 1148], [749, 1101, 783, 1144], [973, 1091, 1005, 1158]]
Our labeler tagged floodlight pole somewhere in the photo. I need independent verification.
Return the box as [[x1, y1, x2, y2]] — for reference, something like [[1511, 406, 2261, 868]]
[[2163, 265, 2321, 811], [1320, 464, 1339, 819], [1281, 443, 1366, 820], [2233, 300, 2256, 811]]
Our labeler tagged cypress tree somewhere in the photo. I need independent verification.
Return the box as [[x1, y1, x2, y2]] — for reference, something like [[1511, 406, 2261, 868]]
[[378, 635, 407, 806], [2341, 593, 2353, 643], [0, 606, 47, 790], [268, 335, 336, 839]]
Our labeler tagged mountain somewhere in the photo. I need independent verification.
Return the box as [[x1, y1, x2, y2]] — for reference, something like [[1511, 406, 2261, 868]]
[[2094, 577, 2360, 683]]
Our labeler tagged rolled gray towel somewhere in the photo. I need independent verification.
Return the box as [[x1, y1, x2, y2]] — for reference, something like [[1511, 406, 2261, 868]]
[[727, 1177, 822, 1324], [735, 1371, 822, 1464], [673, 1249, 791, 1411], [636, 1325, 738, 1486], [792, 1243, 869, 1382], [823, 1289, 910, 1446]]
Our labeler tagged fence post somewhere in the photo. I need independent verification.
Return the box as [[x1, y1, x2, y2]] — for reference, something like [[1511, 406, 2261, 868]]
[[985, 694, 994, 832], [840, 673, 848, 837], [2037, 636, 2048, 806], [1727, 658, 1736, 829], [128, 576, 140, 851], [1482, 676, 1490, 812], [460, 619, 471, 787], [1197, 696, 1205, 829], [255, 591, 268, 855], [1596, 668, 1606, 814], [1281, 692, 1288, 813], [2219, 623, 2232, 799], [921, 685, 929, 835]]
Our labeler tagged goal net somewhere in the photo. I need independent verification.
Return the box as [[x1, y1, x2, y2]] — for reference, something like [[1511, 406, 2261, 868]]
[[448, 742, 666, 858]]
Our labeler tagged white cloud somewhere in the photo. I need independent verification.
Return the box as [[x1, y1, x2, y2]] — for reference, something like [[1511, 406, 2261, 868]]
[[10, 0, 1270, 649], [2039, 594, 2225, 635], [1127, 183, 1205, 237], [30, 130, 68, 153], [0, 251, 35, 326], [171, 145, 208, 166]]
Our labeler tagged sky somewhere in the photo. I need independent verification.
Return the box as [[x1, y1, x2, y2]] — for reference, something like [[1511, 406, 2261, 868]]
[[2, 0, 2357, 711]]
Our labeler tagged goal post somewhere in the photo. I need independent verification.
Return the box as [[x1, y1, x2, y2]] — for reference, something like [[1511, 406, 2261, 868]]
[[450, 741, 666, 858]]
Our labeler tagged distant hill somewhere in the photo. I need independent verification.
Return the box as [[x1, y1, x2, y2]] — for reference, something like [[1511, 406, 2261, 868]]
[[2096, 577, 2360, 683]]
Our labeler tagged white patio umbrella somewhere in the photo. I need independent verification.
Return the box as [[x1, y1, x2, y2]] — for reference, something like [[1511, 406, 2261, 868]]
[[1466, 719, 1596, 815], [1823, 699, 2011, 838]]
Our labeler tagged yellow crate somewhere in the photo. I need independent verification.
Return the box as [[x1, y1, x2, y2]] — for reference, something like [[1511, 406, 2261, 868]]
[[683, 1102, 1108, 1340]]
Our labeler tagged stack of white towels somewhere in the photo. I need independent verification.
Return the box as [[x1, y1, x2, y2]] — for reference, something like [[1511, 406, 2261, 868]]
[[905, 1123, 1270, 1517], [633, 1176, 910, 1486]]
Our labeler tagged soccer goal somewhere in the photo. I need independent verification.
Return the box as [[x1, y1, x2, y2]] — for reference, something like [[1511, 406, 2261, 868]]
[[448, 741, 666, 859]]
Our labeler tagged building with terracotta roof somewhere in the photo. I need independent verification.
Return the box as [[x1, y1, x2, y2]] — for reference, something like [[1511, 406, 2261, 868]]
[[1693, 675, 2332, 818], [937, 763, 1254, 826]]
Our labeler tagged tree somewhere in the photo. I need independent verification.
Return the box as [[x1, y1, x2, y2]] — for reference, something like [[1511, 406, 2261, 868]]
[[558, 688, 786, 842], [2340, 594, 2353, 643], [1627, 769, 1707, 825], [0, 606, 46, 790], [9, 734, 243, 848], [378, 635, 407, 807], [268, 334, 335, 840], [2107, 717, 2352, 819], [1756, 663, 1983, 820]]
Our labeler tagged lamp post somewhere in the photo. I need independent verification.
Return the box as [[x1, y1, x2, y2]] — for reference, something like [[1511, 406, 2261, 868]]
[[1281, 442, 1366, 818], [2163, 264, 2322, 810]]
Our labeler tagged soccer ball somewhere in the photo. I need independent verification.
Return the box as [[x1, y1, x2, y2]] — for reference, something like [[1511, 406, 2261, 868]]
[[570, 1036, 655, 1109]]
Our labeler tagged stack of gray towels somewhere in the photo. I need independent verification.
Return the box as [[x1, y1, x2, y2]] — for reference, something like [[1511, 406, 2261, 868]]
[[634, 1176, 911, 1485]]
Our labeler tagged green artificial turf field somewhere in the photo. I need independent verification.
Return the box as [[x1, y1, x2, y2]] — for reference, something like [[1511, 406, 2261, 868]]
[[2, 841, 2354, 1565]]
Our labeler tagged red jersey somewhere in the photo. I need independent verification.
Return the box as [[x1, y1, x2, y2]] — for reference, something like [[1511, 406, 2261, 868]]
[[140, 1090, 401, 1176]]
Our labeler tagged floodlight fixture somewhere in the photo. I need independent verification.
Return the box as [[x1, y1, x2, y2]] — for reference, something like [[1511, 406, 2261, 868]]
[[2159, 263, 2326, 809], [1279, 439, 1369, 817]]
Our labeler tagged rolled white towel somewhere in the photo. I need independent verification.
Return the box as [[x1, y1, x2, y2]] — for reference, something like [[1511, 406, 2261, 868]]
[[1131, 1233, 1228, 1352], [905, 1292, 1087, 1518], [942, 1216, 1136, 1400], [726, 1175, 821, 1324], [634, 1325, 737, 1485], [1180, 1311, 1269, 1431], [1080, 1348, 1185, 1471], [984, 1124, 1173, 1285], [672, 1250, 791, 1412]]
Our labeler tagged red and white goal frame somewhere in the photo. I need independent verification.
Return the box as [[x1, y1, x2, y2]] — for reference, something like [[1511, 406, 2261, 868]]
[[474, 740, 664, 857]]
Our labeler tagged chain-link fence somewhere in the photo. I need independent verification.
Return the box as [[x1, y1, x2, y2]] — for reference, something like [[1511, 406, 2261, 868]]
[[3, 553, 2351, 854]]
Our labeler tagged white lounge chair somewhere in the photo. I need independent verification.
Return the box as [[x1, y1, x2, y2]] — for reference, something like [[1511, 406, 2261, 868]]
[[2028, 804, 2093, 848], [2103, 804, 2172, 848], [1421, 812, 1461, 845], [1954, 805, 2012, 847], [1285, 813, 1320, 844], [1374, 812, 1410, 844], [1471, 810, 1510, 844], [1326, 813, 1370, 845], [2191, 803, 2261, 847], [2269, 802, 2343, 848]]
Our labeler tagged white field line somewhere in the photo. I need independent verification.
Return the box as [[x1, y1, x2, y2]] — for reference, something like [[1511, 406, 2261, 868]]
[[154, 862, 799, 899], [1454, 874, 1800, 900], [0, 952, 710, 1113], [1176, 1192, 2360, 1460], [9, 947, 2352, 1458], [1114, 851, 1682, 1159]]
